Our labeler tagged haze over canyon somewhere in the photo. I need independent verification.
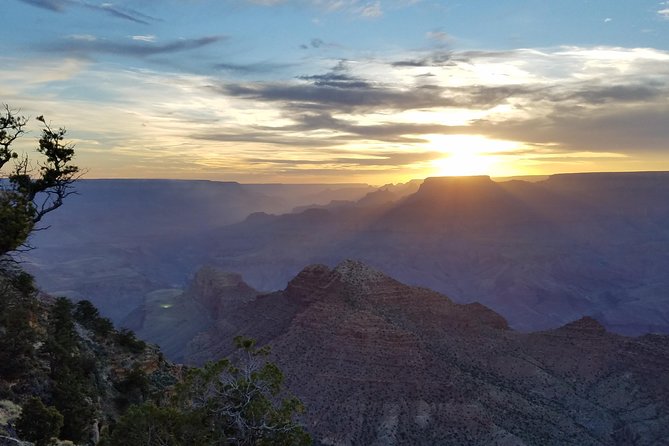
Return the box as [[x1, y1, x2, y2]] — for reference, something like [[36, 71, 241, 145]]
[[24, 171, 669, 339]]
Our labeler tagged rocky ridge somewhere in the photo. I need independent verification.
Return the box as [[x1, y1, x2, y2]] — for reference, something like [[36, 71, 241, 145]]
[[124, 266, 261, 362], [201, 172, 669, 334], [185, 260, 669, 445]]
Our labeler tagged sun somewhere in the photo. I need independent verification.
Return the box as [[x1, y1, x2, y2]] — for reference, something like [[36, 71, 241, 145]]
[[432, 147, 495, 176], [425, 134, 521, 177]]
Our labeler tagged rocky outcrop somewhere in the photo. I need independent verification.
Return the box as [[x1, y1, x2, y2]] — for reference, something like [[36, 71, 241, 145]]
[[186, 267, 258, 318], [558, 316, 608, 334], [126, 267, 261, 362], [184, 260, 669, 445]]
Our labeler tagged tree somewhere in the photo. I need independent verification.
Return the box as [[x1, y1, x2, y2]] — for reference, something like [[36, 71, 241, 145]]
[[46, 297, 97, 443], [16, 397, 64, 446], [0, 271, 39, 379], [107, 337, 311, 446], [107, 403, 210, 446], [73, 299, 115, 337], [0, 104, 79, 258], [176, 336, 311, 446]]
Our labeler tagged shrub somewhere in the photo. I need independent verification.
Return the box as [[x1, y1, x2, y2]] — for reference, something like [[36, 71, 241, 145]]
[[116, 329, 146, 354], [16, 397, 63, 446]]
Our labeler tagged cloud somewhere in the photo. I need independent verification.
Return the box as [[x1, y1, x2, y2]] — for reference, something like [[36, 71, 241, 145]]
[[18, 0, 66, 11], [7, 44, 669, 181], [208, 46, 669, 163], [453, 49, 523, 61], [245, 0, 389, 18], [132, 35, 157, 43], [83, 2, 152, 24], [220, 81, 449, 112], [426, 31, 453, 44], [297, 72, 372, 89], [68, 34, 97, 41], [18, 0, 157, 24], [468, 104, 669, 153], [244, 150, 442, 167], [391, 50, 453, 67], [221, 59, 451, 111], [562, 83, 666, 104], [0, 56, 87, 86], [658, 8, 669, 19], [269, 112, 448, 142], [356, 1, 382, 17], [310, 38, 326, 48], [300, 38, 340, 50], [44, 35, 226, 58], [428, 60, 669, 154], [220, 75, 544, 115], [194, 131, 348, 148], [214, 61, 294, 75]]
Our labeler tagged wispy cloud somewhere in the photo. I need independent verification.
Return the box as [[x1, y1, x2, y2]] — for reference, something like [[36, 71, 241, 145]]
[[18, 0, 66, 12], [44, 35, 226, 58], [214, 61, 294, 75], [356, 1, 382, 18], [243, 150, 442, 167], [131, 35, 157, 43], [391, 50, 453, 67], [297, 72, 372, 89], [299, 38, 340, 50], [220, 81, 447, 112], [425, 30, 453, 44], [18, 0, 158, 24], [68, 34, 97, 41], [245, 0, 391, 18], [0, 56, 87, 87], [83, 2, 153, 24]]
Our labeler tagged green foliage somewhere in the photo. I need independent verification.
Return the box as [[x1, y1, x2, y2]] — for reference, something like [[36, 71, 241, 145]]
[[0, 105, 79, 258], [8, 270, 36, 295], [48, 297, 77, 356], [50, 371, 96, 442], [73, 299, 114, 337], [16, 397, 64, 446], [45, 297, 97, 443], [106, 337, 311, 446], [108, 402, 210, 446], [92, 317, 115, 337], [114, 365, 150, 411], [0, 190, 34, 256], [0, 272, 38, 379], [73, 299, 100, 325], [176, 336, 310, 446], [1, 271, 310, 446], [116, 328, 147, 353]]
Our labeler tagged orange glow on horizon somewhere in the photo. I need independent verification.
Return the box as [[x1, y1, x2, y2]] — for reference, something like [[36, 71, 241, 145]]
[[425, 134, 525, 177]]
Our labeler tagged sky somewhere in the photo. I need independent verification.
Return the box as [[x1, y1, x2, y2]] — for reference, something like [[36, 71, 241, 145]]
[[2, 0, 669, 184]]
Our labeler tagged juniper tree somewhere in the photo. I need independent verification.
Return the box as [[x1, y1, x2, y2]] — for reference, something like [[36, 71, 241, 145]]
[[0, 104, 79, 258]]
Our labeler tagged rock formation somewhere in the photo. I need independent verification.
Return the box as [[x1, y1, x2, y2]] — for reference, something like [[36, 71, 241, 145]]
[[186, 260, 669, 445]]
